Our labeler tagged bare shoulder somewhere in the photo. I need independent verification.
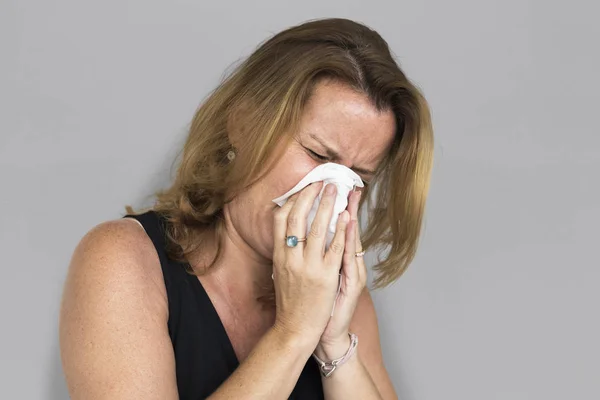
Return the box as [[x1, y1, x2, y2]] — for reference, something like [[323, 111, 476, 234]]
[[65, 218, 166, 298], [350, 288, 398, 400], [59, 218, 177, 399]]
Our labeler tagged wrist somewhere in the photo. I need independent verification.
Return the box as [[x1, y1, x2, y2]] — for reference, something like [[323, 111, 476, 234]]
[[270, 323, 320, 356], [313, 333, 359, 378], [314, 334, 352, 361]]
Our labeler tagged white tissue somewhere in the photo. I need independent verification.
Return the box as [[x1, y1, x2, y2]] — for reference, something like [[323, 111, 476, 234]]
[[272, 163, 364, 248]]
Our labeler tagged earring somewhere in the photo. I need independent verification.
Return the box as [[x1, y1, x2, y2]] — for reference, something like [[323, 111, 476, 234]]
[[226, 149, 236, 161]]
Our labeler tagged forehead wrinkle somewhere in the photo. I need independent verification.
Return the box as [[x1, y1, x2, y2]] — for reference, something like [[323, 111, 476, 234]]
[[308, 132, 379, 176], [300, 80, 396, 177]]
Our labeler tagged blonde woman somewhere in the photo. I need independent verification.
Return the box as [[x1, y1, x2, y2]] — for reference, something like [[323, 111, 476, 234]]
[[59, 18, 433, 399]]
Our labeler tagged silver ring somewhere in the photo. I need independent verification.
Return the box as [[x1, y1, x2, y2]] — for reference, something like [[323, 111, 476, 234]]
[[285, 235, 307, 248], [355, 250, 365, 257]]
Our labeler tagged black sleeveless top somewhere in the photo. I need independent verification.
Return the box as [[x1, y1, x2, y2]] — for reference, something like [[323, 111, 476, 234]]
[[124, 211, 324, 399]]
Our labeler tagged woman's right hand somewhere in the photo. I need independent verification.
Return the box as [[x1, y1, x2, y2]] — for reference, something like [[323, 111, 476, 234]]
[[271, 181, 350, 346]]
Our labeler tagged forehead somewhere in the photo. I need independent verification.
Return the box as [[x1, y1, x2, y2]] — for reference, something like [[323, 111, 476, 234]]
[[297, 80, 396, 168]]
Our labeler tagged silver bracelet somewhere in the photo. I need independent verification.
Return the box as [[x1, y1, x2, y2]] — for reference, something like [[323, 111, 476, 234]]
[[312, 333, 359, 378]]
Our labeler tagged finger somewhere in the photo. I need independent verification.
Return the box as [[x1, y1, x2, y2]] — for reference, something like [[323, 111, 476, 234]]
[[305, 183, 337, 258], [286, 181, 323, 251], [345, 190, 359, 226], [347, 190, 367, 284], [273, 191, 301, 261], [354, 221, 367, 285], [341, 219, 359, 283], [347, 190, 363, 249], [324, 210, 349, 269], [347, 189, 361, 221]]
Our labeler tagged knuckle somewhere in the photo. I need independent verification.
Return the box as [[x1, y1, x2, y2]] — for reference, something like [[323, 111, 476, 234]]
[[282, 260, 294, 270], [276, 257, 293, 270], [287, 214, 301, 229], [287, 260, 302, 274], [308, 224, 322, 238], [329, 241, 344, 255]]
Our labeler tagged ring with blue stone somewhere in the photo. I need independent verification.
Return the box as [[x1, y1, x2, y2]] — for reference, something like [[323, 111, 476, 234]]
[[285, 235, 306, 248]]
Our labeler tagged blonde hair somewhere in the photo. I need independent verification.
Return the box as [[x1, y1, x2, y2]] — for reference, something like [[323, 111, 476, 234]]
[[130, 17, 433, 298]]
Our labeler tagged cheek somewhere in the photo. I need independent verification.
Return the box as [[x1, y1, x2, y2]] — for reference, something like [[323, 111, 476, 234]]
[[269, 150, 316, 197], [247, 147, 317, 246]]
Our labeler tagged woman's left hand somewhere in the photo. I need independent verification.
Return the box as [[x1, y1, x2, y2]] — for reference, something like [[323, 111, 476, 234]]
[[315, 189, 367, 359]]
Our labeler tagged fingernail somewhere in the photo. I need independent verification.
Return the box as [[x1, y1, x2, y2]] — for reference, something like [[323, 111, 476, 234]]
[[325, 183, 336, 195]]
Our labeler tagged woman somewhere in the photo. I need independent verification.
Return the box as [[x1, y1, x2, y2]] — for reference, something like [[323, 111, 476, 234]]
[[59, 18, 433, 399]]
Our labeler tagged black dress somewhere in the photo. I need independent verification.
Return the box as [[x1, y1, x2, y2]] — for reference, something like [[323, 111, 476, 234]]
[[123, 211, 324, 399]]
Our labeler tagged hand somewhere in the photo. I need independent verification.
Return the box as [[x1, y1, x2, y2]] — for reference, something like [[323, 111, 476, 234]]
[[315, 189, 367, 359], [271, 182, 351, 348]]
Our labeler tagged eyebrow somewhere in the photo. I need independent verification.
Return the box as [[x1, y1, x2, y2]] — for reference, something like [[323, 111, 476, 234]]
[[308, 133, 377, 177]]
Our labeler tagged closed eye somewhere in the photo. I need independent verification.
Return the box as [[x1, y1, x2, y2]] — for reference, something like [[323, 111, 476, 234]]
[[306, 147, 371, 186], [307, 148, 329, 161]]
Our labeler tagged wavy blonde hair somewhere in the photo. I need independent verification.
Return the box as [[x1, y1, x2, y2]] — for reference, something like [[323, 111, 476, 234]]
[[129, 18, 433, 300]]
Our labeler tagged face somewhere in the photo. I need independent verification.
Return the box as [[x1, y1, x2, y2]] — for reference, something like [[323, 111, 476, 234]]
[[225, 79, 396, 261]]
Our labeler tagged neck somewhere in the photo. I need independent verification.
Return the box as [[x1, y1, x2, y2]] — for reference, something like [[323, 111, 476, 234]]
[[190, 208, 273, 302]]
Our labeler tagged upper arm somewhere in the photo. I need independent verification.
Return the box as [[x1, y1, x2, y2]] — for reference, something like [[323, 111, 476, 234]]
[[350, 288, 398, 400], [59, 219, 178, 400]]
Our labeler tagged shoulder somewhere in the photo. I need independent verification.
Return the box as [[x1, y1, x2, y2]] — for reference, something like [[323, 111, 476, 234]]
[[66, 217, 167, 302], [73, 217, 157, 266], [61, 217, 169, 328], [59, 218, 177, 398]]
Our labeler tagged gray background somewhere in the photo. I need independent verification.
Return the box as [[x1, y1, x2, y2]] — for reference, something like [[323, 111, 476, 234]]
[[1, 0, 598, 399]]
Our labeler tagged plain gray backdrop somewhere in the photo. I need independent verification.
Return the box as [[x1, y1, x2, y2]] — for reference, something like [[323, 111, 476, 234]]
[[1, 0, 598, 399]]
